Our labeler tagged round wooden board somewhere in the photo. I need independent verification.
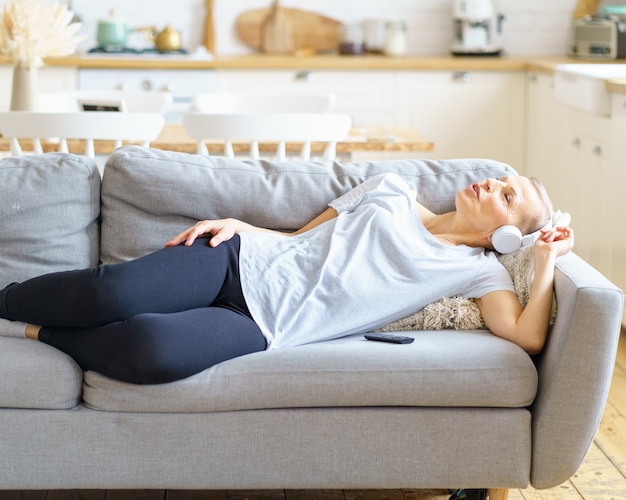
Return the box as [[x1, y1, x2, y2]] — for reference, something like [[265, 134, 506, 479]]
[[236, 7, 342, 53]]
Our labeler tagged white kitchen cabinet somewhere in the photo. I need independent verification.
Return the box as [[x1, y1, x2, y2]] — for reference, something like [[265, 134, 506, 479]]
[[526, 71, 614, 284], [560, 108, 612, 278], [215, 69, 398, 128], [609, 94, 626, 319], [527, 72, 622, 319], [0, 65, 77, 110], [538, 74, 623, 324], [217, 68, 526, 165], [395, 70, 526, 167], [524, 71, 568, 206]]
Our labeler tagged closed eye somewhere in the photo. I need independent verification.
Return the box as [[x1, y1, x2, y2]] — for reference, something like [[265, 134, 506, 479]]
[[498, 177, 515, 205]]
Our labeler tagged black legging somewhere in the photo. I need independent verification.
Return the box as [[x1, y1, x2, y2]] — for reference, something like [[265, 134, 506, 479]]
[[0, 236, 266, 384]]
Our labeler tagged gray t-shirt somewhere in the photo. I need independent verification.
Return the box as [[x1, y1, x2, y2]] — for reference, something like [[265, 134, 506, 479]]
[[239, 173, 514, 349]]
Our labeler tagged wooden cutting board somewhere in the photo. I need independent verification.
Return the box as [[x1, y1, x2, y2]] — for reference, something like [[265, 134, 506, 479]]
[[261, 1, 295, 54], [236, 6, 342, 53], [573, 0, 601, 18]]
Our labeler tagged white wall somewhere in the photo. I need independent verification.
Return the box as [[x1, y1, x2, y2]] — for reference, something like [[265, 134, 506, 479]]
[[67, 0, 583, 56]]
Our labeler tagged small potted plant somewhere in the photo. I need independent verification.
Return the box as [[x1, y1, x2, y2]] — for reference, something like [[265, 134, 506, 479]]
[[0, 0, 85, 110]]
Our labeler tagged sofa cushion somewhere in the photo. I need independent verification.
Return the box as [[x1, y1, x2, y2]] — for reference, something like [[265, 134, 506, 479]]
[[0, 153, 97, 409], [100, 146, 517, 264], [82, 329, 537, 413], [0, 337, 82, 409], [0, 153, 100, 288]]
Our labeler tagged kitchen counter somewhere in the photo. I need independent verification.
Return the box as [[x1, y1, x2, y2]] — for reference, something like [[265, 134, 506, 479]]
[[205, 54, 532, 71], [606, 78, 626, 95], [3, 53, 626, 94], [0, 54, 576, 71], [524, 58, 626, 95]]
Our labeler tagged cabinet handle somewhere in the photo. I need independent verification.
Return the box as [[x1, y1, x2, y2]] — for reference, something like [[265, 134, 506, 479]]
[[295, 71, 314, 82], [528, 73, 538, 83], [572, 137, 581, 147], [162, 82, 176, 93], [452, 71, 472, 83], [592, 145, 602, 156]]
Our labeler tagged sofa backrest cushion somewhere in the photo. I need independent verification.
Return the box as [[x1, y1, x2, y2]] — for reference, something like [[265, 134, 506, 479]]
[[0, 153, 100, 288], [100, 146, 517, 264]]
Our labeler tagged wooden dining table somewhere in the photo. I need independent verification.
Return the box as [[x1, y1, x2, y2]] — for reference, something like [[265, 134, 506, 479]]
[[0, 123, 434, 157]]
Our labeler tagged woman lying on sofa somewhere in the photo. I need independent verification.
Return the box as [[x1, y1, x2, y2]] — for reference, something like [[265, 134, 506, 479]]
[[0, 173, 574, 384]]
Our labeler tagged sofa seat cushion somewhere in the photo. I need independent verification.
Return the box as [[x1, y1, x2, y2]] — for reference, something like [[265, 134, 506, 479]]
[[83, 329, 537, 413], [0, 337, 82, 409]]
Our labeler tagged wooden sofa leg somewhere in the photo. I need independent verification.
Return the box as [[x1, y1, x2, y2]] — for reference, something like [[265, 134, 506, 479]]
[[487, 488, 509, 500]]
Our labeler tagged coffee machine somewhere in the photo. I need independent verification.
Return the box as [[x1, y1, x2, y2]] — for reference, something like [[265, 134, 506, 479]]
[[451, 0, 505, 56]]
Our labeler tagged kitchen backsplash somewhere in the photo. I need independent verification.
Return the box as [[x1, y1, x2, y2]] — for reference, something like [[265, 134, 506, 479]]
[[68, 0, 585, 56]]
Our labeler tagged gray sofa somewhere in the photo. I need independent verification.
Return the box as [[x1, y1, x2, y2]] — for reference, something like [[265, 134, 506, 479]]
[[0, 146, 623, 492]]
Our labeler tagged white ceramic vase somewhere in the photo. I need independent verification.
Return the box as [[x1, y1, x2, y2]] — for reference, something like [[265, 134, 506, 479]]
[[10, 64, 39, 111]]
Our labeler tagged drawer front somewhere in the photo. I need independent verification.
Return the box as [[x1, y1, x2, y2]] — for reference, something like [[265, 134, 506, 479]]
[[216, 69, 398, 127]]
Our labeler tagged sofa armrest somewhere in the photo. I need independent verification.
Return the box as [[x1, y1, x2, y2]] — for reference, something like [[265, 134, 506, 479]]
[[530, 252, 623, 488]]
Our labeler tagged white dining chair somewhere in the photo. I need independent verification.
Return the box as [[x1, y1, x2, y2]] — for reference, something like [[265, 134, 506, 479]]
[[37, 90, 173, 114], [0, 111, 165, 158], [191, 91, 337, 113], [182, 112, 353, 161]]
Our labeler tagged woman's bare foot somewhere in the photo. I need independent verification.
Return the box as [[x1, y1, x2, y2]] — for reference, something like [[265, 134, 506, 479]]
[[25, 324, 41, 340]]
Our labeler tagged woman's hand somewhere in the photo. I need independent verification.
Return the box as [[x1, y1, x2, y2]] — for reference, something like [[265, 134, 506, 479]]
[[166, 207, 339, 249], [165, 219, 245, 248], [533, 225, 575, 261]]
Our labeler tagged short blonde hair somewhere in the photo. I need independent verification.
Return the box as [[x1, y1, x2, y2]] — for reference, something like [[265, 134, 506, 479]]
[[519, 177, 554, 235]]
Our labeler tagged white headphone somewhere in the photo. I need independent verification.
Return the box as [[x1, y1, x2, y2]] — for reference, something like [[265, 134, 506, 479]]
[[491, 225, 544, 254], [491, 211, 570, 254]]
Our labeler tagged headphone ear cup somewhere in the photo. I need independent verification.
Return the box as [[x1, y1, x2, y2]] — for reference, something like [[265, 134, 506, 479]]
[[492, 225, 523, 254]]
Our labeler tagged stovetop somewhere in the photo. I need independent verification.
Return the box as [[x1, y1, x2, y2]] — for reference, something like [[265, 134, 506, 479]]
[[87, 46, 189, 55]]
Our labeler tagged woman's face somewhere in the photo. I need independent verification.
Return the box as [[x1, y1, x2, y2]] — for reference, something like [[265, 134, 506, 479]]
[[456, 176, 541, 237]]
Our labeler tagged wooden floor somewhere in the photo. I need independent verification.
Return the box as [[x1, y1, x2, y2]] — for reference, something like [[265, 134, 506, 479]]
[[3, 332, 626, 500]]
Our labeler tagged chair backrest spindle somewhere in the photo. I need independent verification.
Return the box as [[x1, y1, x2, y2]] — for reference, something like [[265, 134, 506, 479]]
[[182, 112, 352, 162], [0, 111, 165, 159]]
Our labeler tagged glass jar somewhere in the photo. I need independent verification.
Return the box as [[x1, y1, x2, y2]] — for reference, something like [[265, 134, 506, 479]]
[[384, 20, 408, 56], [363, 18, 386, 54], [339, 23, 366, 55]]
